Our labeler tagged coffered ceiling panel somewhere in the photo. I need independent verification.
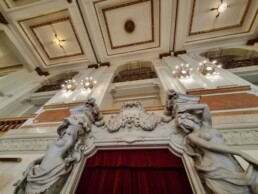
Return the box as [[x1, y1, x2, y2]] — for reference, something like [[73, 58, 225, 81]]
[[174, 0, 258, 51], [18, 10, 88, 66], [96, 0, 160, 55], [30, 18, 83, 60], [103, 1, 153, 49], [190, 0, 251, 35], [79, 0, 174, 61], [2, 0, 41, 9]]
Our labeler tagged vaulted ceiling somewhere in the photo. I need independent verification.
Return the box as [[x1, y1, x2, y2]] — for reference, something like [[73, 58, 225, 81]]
[[0, 0, 257, 73]]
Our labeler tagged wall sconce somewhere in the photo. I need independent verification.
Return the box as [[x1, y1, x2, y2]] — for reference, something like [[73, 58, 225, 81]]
[[197, 60, 222, 76], [81, 77, 97, 90], [210, 0, 228, 18], [172, 64, 193, 79], [61, 79, 77, 92]]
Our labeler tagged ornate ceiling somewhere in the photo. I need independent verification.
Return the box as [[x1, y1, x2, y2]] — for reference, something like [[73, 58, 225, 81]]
[[0, 0, 257, 73]]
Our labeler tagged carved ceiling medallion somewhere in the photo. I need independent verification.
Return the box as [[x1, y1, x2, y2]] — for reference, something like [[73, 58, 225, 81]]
[[124, 20, 135, 33]]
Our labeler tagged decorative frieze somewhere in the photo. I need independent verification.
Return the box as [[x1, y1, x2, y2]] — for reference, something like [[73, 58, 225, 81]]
[[221, 128, 258, 146], [0, 138, 56, 152]]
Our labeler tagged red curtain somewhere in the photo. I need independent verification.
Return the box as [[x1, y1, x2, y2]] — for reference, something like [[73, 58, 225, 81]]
[[75, 149, 193, 194]]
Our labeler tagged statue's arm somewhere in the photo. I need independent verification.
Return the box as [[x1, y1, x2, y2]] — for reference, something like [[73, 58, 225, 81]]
[[188, 132, 241, 155], [188, 133, 258, 166], [177, 103, 212, 127]]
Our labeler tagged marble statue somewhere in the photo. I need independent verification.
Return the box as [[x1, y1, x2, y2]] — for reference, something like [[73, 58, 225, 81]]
[[176, 103, 258, 194], [14, 116, 86, 194], [14, 98, 104, 194]]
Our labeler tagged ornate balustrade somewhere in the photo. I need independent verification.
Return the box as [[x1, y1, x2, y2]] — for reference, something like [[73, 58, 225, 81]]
[[0, 116, 33, 131]]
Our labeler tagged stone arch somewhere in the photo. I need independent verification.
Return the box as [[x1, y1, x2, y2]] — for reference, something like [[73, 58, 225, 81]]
[[113, 61, 157, 83]]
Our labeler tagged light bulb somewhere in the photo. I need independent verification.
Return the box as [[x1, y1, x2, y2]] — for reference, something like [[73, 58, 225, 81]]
[[181, 70, 187, 74], [53, 38, 60, 45], [218, 2, 228, 13]]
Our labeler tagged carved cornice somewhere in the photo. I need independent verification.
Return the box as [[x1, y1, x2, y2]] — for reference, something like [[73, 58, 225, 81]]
[[0, 11, 8, 25], [186, 85, 251, 95], [174, 50, 187, 57], [159, 52, 171, 59]]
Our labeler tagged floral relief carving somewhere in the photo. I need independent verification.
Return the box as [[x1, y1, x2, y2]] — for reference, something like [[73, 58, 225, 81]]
[[106, 102, 161, 132]]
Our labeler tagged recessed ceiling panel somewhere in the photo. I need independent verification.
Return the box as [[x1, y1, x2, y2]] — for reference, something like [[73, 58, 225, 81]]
[[103, 1, 153, 48], [18, 10, 88, 66], [94, 0, 160, 56], [30, 18, 83, 60], [3, 0, 41, 9], [189, 0, 251, 35]]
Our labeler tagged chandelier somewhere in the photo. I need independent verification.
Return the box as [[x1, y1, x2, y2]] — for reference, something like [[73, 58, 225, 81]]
[[172, 64, 193, 79], [80, 77, 97, 90], [210, 0, 228, 18], [61, 79, 78, 92], [197, 60, 222, 76]]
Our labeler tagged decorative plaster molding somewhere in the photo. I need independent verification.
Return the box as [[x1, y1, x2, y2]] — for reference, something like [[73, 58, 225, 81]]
[[0, 138, 56, 152], [106, 101, 161, 132]]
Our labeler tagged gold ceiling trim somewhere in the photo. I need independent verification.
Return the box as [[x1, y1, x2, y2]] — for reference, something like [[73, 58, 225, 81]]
[[102, 0, 155, 49], [17, 9, 87, 66], [189, 0, 252, 35], [30, 17, 84, 60]]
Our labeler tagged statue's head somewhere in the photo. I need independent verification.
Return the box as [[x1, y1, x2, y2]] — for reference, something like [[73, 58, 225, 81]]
[[176, 112, 201, 133], [57, 116, 86, 137]]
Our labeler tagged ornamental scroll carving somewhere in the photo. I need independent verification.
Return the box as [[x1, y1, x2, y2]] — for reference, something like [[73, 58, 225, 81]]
[[106, 102, 161, 132]]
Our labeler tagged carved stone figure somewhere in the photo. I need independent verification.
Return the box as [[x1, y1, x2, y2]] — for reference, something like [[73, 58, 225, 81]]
[[106, 101, 161, 132], [176, 103, 258, 194], [14, 116, 86, 194], [14, 98, 104, 194]]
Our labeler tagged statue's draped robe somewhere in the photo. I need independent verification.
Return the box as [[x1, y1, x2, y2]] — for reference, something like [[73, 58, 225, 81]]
[[25, 162, 73, 194]]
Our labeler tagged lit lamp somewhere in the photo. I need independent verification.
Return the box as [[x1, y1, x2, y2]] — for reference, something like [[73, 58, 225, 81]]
[[61, 79, 78, 92], [210, 0, 228, 18], [172, 64, 193, 79], [81, 77, 97, 90], [53, 34, 66, 49], [197, 60, 222, 76]]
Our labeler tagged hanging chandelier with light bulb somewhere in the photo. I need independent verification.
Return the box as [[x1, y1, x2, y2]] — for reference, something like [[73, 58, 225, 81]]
[[172, 64, 193, 79], [197, 60, 222, 76], [61, 79, 78, 92], [81, 77, 97, 90]]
